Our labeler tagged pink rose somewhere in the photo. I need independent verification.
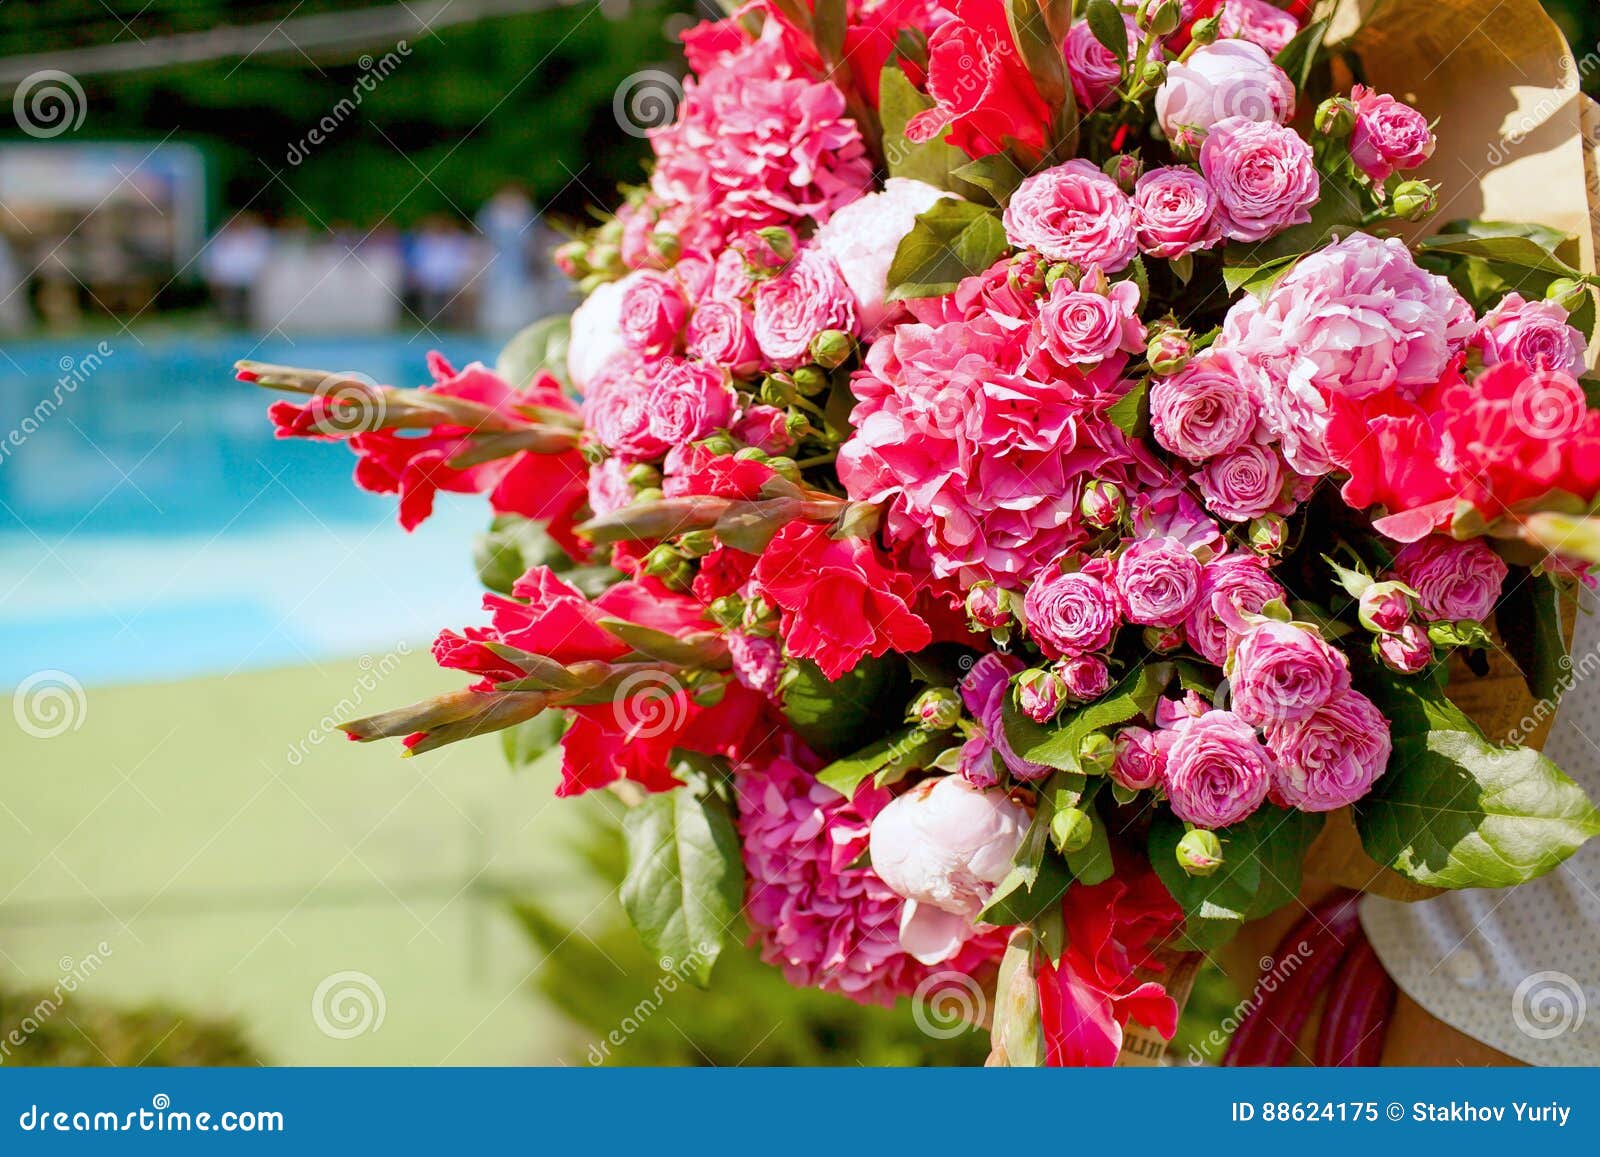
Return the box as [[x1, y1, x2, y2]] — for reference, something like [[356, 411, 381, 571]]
[[814, 177, 951, 333], [583, 358, 664, 460], [1036, 271, 1146, 366], [1162, 709, 1274, 828], [1116, 536, 1202, 628], [1132, 166, 1223, 259], [1348, 86, 1436, 183], [1003, 160, 1138, 273], [1473, 293, 1588, 378], [753, 246, 858, 369], [1149, 350, 1261, 462], [1185, 553, 1285, 666], [1392, 536, 1508, 622], [1377, 622, 1434, 674], [1265, 690, 1391, 812], [732, 403, 794, 454], [686, 299, 761, 375], [647, 358, 738, 446], [1229, 621, 1351, 728], [1196, 443, 1287, 522], [1024, 569, 1122, 658], [619, 270, 688, 357], [1063, 16, 1138, 112], [728, 631, 783, 696], [1220, 0, 1303, 55], [1200, 116, 1319, 242], [1155, 39, 1295, 140], [1059, 654, 1112, 701], [711, 245, 756, 301], [1359, 583, 1413, 634], [586, 456, 634, 519], [1111, 726, 1166, 791]]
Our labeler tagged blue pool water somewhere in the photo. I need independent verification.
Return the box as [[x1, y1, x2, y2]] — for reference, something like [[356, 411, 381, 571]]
[[0, 331, 499, 687]]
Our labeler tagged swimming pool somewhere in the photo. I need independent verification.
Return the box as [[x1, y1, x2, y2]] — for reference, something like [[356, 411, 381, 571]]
[[0, 331, 496, 687]]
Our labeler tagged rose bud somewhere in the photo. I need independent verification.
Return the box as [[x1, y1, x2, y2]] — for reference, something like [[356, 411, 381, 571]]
[[1018, 668, 1069, 723], [625, 462, 662, 489], [1051, 806, 1094, 855], [1358, 581, 1413, 635], [1315, 96, 1357, 138], [553, 239, 588, 278], [1139, 58, 1168, 89], [868, 776, 1033, 965], [708, 595, 744, 628], [1146, 328, 1193, 375], [810, 328, 854, 370], [742, 594, 779, 635], [1139, 0, 1181, 38], [966, 581, 1013, 630], [1112, 726, 1166, 791], [1547, 278, 1590, 313], [1249, 514, 1288, 555], [1189, 14, 1221, 46], [1143, 624, 1185, 653], [1392, 180, 1438, 222], [1104, 154, 1144, 194], [908, 686, 963, 731], [1058, 654, 1112, 702], [1377, 621, 1434, 674], [1080, 479, 1128, 529], [790, 365, 830, 397], [650, 228, 681, 263], [1078, 731, 1117, 776], [1176, 828, 1225, 876], [676, 529, 716, 558], [642, 543, 693, 591]]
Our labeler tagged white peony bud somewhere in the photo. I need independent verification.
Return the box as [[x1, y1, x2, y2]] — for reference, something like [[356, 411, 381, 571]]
[[566, 275, 629, 393], [814, 178, 953, 335]]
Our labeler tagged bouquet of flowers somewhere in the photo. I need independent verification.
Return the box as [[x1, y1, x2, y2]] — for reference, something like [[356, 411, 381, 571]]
[[241, 0, 1600, 1065]]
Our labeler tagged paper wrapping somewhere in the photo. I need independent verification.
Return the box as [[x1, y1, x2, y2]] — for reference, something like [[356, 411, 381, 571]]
[[1120, 0, 1600, 1062]]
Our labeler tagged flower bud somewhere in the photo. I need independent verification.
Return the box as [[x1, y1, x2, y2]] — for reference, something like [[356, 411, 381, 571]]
[[1358, 581, 1413, 635], [1188, 14, 1221, 47], [1078, 731, 1117, 776], [1018, 668, 1068, 723], [631, 485, 665, 505], [626, 462, 662, 489], [1176, 828, 1224, 876], [642, 543, 693, 591], [765, 456, 802, 484], [1043, 262, 1077, 291], [1111, 727, 1165, 791], [908, 686, 963, 731], [1391, 181, 1438, 222], [965, 581, 1012, 630], [1315, 96, 1357, 138], [810, 329, 854, 370], [753, 225, 796, 264], [1058, 654, 1111, 702], [758, 373, 797, 407], [1139, 58, 1167, 89], [742, 594, 779, 635], [697, 433, 736, 457], [1146, 328, 1193, 376], [1248, 514, 1288, 555], [1143, 625, 1185, 653], [677, 529, 717, 558], [650, 228, 681, 263], [587, 243, 622, 275], [1104, 154, 1144, 194], [1051, 807, 1094, 855], [1376, 621, 1434, 674], [708, 595, 745, 628], [1546, 278, 1590, 313], [1139, 0, 1182, 38], [791, 365, 830, 397], [553, 239, 588, 278], [1080, 480, 1127, 530]]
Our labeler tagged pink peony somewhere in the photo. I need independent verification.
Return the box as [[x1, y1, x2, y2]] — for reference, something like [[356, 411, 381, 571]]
[[619, 270, 687, 356], [1132, 166, 1224, 259], [1472, 293, 1588, 378], [1229, 621, 1351, 728], [1200, 116, 1319, 242], [648, 22, 872, 252], [1112, 726, 1166, 791], [737, 741, 1005, 1006], [1149, 351, 1261, 462], [1036, 271, 1146, 367], [1348, 86, 1436, 183], [752, 245, 858, 369], [1024, 569, 1122, 658], [1162, 709, 1274, 828], [1392, 536, 1508, 622], [1185, 552, 1286, 666], [1220, 0, 1303, 55], [869, 775, 1031, 964], [1196, 443, 1288, 522], [1265, 690, 1392, 812], [1155, 39, 1295, 141], [1116, 536, 1202, 628], [814, 177, 952, 333], [1063, 15, 1139, 112], [1003, 160, 1138, 273], [685, 299, 761, 375]]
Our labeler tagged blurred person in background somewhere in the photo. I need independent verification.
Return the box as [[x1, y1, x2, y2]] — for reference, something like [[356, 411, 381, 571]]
[[0, 234, 25, 334], [202, 213, 272, 328], [475, 184, 541, 337], [409, 215, 478, 330]]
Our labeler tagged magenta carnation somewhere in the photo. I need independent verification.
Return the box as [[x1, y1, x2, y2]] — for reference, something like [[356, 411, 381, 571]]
[[1265, 690, 1392, 812], [1162, 710, 1274, 829]]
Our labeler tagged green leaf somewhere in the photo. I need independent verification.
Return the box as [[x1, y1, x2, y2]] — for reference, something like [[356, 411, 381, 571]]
[[1150, 807, 1327, 950], [473, 515, 574, 595], [979, 854, 1072, 926], [780, 655, 909, 759], [878, 65, 968, 191], [496, 314, 572, 389], [811, 0, 848, 62], [816, 727, 953, 799], [1421, 229, 1587, 280], [500, 711, 567, 770], [885, 199, 1010, 302], [1002, 663, 1171, 771], [1085, 0, 1129, 65], [1272, 18, 1329, 92], [952, 154, 1028, 206], [1009, 0, 1070, 107], [1495, 572, 1570, 705], [620, 777, 745, 987], [1222, 255, 1298, 297], [1107, 378, 1148, 436]]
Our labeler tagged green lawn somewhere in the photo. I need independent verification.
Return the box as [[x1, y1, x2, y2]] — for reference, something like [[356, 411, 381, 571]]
[[0, 654, 617, 1065]]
